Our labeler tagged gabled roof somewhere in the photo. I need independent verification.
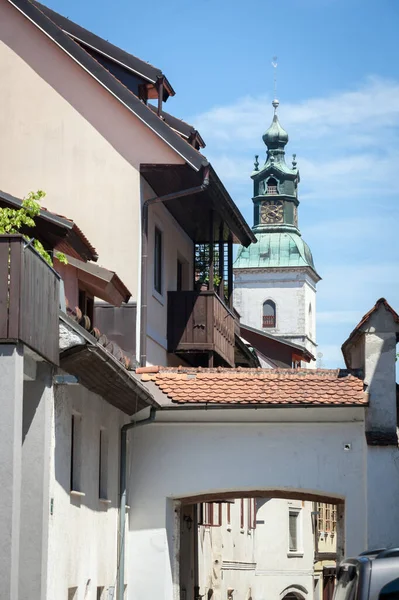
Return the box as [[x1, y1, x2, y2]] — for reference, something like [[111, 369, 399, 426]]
[[341, 298, 399, 368], [32, 1, 175, 97], [147, 104, 206, 149], [0, 189, 98, 261], [7, 0, 204, 170], [62, 254, 131, 306], [240, 323, 315, 365], [135, 366, 367, 408], [60, 312, 156, 415], [7, 0, 254, 246]]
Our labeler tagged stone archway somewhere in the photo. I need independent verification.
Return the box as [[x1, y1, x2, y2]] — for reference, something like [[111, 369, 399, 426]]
[[178, 491, 344, 600], [280, 584, 308, 600]]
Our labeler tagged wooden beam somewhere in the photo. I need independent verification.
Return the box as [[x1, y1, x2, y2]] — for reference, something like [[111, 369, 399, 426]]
[[180, 490, 345, 506], [227, 233, 233, 309]]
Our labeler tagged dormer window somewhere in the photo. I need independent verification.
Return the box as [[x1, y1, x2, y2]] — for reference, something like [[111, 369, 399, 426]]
[[267, 178, 278, 195], [263, 300, 276, 328]]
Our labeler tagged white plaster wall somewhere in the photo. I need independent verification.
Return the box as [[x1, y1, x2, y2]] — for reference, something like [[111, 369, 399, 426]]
[[366, 446, 399, 550], [127, 414, 373, 600], [0, 1, 184, 300], [233, 270, 317, 357], [46, 383, 129, 600], [199, 498, 317, 600], [198, 499, 257, 600]]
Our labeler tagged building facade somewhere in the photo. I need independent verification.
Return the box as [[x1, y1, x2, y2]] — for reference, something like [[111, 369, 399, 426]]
[[1, 3, 399, 600], [234, 100, 319, 360]]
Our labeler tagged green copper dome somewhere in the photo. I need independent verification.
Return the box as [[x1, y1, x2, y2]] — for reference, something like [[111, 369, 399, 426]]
[[262, 103, 289, 150], [234, 231, 316, 272]]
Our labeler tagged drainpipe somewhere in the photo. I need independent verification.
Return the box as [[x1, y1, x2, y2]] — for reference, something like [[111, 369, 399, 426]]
[[140, 165, 210, 367], [117, 406, 157, 600]]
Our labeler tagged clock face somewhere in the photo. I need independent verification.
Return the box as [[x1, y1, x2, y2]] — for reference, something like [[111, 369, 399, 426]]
[[260, 200, 284, 224]]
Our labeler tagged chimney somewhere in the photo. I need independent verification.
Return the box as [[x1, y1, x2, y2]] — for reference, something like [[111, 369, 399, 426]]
[[342, 298, 399, 445]]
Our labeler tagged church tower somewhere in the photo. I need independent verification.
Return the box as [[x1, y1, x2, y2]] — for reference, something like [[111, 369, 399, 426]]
[[234, 99, 320, 361]]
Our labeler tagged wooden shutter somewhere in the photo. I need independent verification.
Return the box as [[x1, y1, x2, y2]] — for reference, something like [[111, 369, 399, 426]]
[[289, 511, 298, 551]]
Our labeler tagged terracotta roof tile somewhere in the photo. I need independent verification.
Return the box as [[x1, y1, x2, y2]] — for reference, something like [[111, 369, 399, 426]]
[[136, 367, 367, 407]]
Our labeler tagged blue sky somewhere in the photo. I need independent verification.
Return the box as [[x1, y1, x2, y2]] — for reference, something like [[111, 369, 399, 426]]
[[45, 0, 399, 367]]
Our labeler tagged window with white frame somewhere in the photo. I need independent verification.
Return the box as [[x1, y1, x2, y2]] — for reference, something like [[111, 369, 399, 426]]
[[288, 509, 300, 552]]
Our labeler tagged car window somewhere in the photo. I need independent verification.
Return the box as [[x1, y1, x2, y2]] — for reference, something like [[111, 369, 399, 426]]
[[379, 578, 399, 600]]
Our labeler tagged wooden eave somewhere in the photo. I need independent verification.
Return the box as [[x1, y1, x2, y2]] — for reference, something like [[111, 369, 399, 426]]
[[32, 1, 176, 97], [64, 255, 131, 306], [240, 323, 315, 365], [141, 164, 255, 247], [59, 314, 156, 415]]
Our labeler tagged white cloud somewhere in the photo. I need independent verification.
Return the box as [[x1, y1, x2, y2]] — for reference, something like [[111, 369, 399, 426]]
[[191, 77, 399, 148], [191, 76, 399, 201]]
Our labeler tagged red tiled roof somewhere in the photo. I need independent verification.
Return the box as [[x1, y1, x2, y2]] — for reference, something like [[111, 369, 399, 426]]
[[347, 298, 399, 340], [135, 367, 367, 406]]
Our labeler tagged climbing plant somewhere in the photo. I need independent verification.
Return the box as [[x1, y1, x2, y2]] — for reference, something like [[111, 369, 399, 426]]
[[0, 190, 67, 266]]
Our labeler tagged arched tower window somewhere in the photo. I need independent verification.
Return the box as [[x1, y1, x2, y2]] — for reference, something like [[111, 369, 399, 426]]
[[308, 303, 312, 338], [267, 177, 278, 195], [263, 300, 276, 328]]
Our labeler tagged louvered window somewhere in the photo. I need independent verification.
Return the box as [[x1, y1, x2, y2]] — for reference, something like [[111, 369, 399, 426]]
[[289, 510, 299, 551], [198, 502, 222, 527]]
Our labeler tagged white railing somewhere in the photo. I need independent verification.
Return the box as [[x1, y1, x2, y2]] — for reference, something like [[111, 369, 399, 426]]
[[266, 186, 278, 194]]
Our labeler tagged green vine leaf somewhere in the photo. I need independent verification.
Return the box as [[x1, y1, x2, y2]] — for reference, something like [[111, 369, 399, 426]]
[[0, 190, 68, 267]]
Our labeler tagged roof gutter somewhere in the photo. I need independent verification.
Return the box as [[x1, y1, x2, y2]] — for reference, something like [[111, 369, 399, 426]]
[[117, 407, 157, 600], [140, 166, 210, 367]]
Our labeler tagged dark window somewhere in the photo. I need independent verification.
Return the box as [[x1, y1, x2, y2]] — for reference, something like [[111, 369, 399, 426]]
[[78, 289, 94, 328], [99, 429, 108, 500], [177, 260, 183, 291], [70, 414, 82, 492], [154, 227, 163, 294], [263, 300, 276, 328], [267, 177, 278, 194]]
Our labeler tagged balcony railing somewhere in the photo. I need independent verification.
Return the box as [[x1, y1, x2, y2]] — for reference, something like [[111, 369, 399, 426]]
[[0, 235, 60, 364], [167, 290, 235, 367], [262, 315, 276, 328], [266, 186, 278, 195]]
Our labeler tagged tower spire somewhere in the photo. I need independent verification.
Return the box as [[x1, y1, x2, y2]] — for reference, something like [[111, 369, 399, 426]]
[[271, 55, 278, 110]]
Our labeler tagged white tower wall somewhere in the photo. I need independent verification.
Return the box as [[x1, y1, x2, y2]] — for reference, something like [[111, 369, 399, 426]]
[[234, 268, 317, 363]]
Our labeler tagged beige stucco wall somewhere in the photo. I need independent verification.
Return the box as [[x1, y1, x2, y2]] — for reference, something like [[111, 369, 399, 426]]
[[143, 180, 194, 365], [0, 0, 184, 301]]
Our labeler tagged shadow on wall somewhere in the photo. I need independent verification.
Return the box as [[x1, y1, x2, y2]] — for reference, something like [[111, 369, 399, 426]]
[[53, 384, 119, 512]]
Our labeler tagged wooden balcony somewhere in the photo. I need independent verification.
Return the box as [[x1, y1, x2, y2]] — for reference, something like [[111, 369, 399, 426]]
[[0, 235, 60, 365], [167, 290, 235, 367]]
